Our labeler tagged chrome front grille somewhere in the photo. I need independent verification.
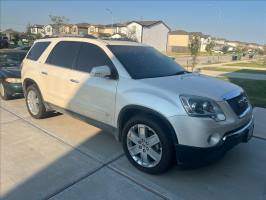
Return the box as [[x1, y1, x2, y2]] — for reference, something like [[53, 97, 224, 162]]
[[226, 93, 250, 117]]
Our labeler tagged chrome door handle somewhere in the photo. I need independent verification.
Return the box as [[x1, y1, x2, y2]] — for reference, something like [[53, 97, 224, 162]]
[[70, 79, 79, 83], [41, 71, 48, 75]]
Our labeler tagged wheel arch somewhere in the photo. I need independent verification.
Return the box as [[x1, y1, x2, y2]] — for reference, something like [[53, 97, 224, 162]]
[[23, 78, 37, 92], [23, 78, 45, 104], [117, 105, 178, 145]]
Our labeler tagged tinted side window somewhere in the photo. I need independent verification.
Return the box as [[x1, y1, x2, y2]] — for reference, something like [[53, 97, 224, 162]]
[[27, 42, 50, 61], [46, 41, 81, 69], [75, 43, 114, 73]]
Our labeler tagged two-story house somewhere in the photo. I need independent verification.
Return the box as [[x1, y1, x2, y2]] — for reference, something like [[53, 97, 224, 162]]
[[167, 30, 190, 53], [30, 24, 44, 35], [126, 21, 170, 52]]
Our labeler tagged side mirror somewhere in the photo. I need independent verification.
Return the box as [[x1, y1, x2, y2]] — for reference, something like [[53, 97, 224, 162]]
[[90, 65, 111, 78]]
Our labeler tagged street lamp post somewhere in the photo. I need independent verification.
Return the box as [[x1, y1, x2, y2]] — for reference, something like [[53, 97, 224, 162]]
[[106, 8, 114, 29]]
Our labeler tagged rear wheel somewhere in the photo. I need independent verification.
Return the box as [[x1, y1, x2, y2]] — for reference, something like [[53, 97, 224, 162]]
[[122, 115, 174, 174], [0, 81, 11, 100], [25, 85, 47, 119]]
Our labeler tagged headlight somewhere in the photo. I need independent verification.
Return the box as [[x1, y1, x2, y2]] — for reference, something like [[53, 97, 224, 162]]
[[180, 95, 226, 121], [5, 78, 22, 84]]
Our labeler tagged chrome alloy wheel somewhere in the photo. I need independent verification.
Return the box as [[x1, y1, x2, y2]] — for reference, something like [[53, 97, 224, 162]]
[[0, 82, 5, 97], [27, 90, 40, 115], [127, 124, 162, 168]]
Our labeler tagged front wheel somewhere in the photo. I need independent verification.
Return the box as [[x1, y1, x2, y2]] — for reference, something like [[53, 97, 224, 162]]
[[122, 115, 174, 174]]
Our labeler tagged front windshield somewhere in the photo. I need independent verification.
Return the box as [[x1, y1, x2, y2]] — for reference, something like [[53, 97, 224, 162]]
[[108, 45, 185, 79], [0, 52, 26, 68]]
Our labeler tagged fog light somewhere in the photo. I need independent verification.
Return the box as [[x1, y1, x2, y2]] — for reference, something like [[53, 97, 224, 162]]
[[208, 133, 221, 145]]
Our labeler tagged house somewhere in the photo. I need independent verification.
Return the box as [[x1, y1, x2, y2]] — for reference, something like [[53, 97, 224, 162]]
[[168, 30, 212, 53], [2, 29, 20, 41], [43, 24, 55, 36], [212, 38, 227, 51], [30, 24, 44, 35], [227, 41, 240, 48], [189, 32, 212, 52], [88, 24, 101, 34], [126, 20, 170, 51], [99, 24, 116, 35], [71, 23, 91, 35], [59, 24, 72, 35], [167, 30, 190, 53], [104, 22, 128, 35], [88, 22, 128, 37]]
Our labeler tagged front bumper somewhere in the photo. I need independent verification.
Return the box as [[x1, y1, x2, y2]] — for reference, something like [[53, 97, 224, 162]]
[[175, 117, 254, 165], [5, 82, 23, 96]]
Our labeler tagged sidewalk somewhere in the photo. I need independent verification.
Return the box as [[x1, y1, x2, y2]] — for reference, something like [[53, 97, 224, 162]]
[[196, 59, 255, 69]]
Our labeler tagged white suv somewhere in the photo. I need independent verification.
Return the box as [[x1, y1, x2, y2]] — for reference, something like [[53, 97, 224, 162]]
[[21, 37, 254, 174]]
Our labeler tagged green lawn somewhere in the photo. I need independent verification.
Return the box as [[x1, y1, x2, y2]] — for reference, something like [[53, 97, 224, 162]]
[[202, 66, 266, 75], [219, 77, 266, 108], [224, 62, 266, 68]]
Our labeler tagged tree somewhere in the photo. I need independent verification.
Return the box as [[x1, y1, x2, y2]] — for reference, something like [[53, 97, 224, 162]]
[[49, 15, 69, 35], [126, 26, 137, 42], [188, 36, 201, 71], [205, 41, 215, 63], [12, 33, 20, 45]]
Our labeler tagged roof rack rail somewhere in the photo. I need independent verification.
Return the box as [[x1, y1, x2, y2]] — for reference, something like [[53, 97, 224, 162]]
[[42, 34, 98, 39], [101, 37, 137, 42]]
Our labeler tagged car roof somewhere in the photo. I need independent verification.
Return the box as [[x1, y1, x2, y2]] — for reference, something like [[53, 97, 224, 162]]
[[35, 37, 146, 47]]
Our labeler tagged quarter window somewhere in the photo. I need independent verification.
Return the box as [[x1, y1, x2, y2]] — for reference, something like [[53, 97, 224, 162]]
[[46, 41, 81, 69], [75, 43, 114, 73], [27, 42, 50, 61]]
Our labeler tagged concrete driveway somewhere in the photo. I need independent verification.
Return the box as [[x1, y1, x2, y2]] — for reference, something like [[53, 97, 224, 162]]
[[1, 98, 266, 200]]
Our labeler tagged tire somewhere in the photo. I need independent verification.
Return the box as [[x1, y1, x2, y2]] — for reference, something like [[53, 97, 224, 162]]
[[25, 84, 47, 119], [0, 81, 11, 100], [122, 115, 174, 174]]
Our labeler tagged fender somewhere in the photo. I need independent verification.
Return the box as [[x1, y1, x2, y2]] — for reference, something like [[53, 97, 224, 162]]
[[117, 105, 179, 145]]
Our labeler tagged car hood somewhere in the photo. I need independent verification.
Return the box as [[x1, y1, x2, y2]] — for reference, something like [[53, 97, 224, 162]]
[[0, 67, 21, 78], [140, 73, 242, 101]]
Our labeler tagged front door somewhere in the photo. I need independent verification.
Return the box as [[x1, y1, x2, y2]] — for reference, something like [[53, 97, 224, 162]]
[[68, 42, 118, 125]]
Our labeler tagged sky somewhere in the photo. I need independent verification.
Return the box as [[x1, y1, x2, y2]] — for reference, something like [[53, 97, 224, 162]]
[[1, 0, 266, 44]]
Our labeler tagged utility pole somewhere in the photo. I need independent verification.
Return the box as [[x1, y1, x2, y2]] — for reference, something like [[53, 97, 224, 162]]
[[106, 8, 114, 29]]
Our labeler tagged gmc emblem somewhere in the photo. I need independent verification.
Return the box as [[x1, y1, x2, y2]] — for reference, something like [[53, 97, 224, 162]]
[[238, 96, 248, 107]]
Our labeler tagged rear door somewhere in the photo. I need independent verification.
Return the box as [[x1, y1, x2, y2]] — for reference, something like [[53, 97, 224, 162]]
[[68, 42, 118, 124], [44, 41, 81, 109], [23, 41, 51, 98]]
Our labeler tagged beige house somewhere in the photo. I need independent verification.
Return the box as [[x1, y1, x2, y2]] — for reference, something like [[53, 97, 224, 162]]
[[167, 30, 190, 53], [88, 24, 116, 36], [59, 24, 72, 34], [71, 23, 90, 35]]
